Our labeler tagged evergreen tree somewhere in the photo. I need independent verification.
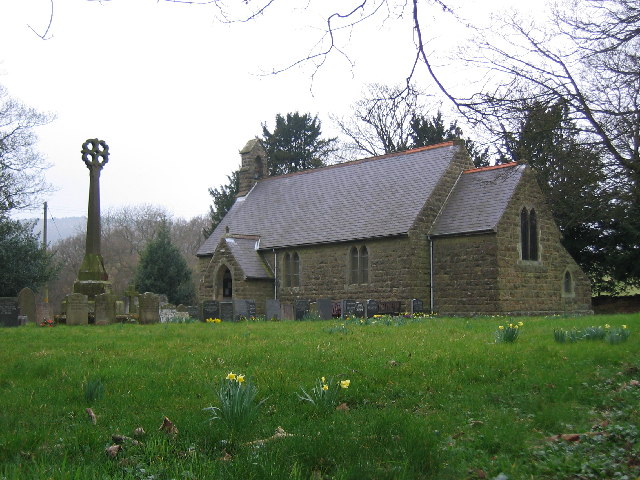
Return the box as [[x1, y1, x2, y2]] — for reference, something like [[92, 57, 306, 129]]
[[0, 216, 59, 296], [410, 112, 489, 167], [203, 170, 239, 238], [134, 221, 195, 305], [262, 112, 337, 176]]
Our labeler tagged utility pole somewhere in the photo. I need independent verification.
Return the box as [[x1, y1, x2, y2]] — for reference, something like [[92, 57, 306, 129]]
[[42, 202, 48, 305]]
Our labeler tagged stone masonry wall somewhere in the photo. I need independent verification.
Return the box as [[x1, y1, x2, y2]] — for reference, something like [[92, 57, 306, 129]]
[[495, 170, 592, 315], [432, 234, 499, 315]]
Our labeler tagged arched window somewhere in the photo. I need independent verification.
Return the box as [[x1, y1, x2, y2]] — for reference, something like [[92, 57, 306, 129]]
[[283, 253, 291, 288], [291, 253, 300, 287], [222, 268, 233, 298], [360, 246, 369, 283], [520, 207, 539, 261], [563, 271, 573, 295], [350, 247, 359, 284]]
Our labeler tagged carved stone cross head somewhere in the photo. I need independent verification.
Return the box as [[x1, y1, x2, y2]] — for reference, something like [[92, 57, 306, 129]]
[[81, 138, 109, 170]]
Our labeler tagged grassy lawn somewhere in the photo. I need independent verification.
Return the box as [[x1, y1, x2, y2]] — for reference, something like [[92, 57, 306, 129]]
[[0, 313, 638, 479]]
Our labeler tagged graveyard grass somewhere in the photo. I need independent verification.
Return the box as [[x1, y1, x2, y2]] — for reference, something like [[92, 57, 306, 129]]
[[1, 314, 639, 480]]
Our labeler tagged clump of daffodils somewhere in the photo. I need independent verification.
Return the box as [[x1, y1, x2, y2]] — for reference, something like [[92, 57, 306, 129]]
[[206, 317, 222, 324], [204, 372, 264, 433], [495, 321, 523, 343], [297, 376, 351, 410]]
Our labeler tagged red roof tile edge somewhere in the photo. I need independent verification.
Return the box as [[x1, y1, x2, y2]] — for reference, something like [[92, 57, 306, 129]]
[[463, 162, 519, 174], [261, 141, 457, 182]]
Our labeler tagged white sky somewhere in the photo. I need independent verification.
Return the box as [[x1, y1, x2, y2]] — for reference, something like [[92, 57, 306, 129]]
[[1, 0, 546, 221]]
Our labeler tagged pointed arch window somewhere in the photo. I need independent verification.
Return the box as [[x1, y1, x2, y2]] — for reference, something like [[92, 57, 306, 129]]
[[360, 246, 369, 283], [563, 271, 574, 295], [284, 253, 291, 288], [349, 245, 370, 284], [350, 247, 359, 284], [283, 251, 301, 288], [520, 207, 539, 261]]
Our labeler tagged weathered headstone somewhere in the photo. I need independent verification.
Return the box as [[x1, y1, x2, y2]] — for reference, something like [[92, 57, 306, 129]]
[[202, 300, 220, 320], [366, 299, 379, 318], [266, 299, 281, 321], [233, 299, 256, 321], [317, 299, 333, 320], [17, 287, 36, 324], [95, 293, 116, 325], [331, 301, 341, 318], [66, 293, 89, 326], [220, 302, 234, 322], [115, 300, 125, 315], [176, 304, 187, 313], [186, 305, 200, 320], [411, 298, 424, 315], [354, 301, 365, 318], [124, 284, 139, 314], [378, 301, 402, 315], [341, 299, 357, 319], [295, 299, 310, 320], [158, 294, 169, 306], [138, 292, 160, 324], [281, 303, 294, 320], [0, 297, 20, 327]]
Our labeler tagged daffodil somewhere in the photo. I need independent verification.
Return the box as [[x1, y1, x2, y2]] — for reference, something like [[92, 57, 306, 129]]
[[237, 375, 245, 384], [498, 325, 504, 330], [518, 321, 524, 327], [322, 384, 329, 391], [605, 324, 611, 329], [226, 372, 237, 381], [321, 376, 326, 383], [623, 325, 628, 329], [340, 379, 351, 389]]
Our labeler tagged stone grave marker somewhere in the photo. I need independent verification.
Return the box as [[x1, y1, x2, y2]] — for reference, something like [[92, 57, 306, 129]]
[[281, 303, 294, 320], [138, 292, 160, 324], [95, 293, 116, 325], [17, 288, 36, 324], [366, 299, 379, 318], [354, 301, 365, 318], [0, 297, 20, 327], [176, 304, 187, 313], [378, 301, 402, 316], [317, 299, 333, 320], [115, 300, 125, 315], [331, 302, 341, 318], [233, 299, 256, 321], [202, 300, 220, 321], [341, 299, 357, 319], [265, 299, 281, 321], [66, 293, 89, 326], [187, 305, 200, 320], [411, 298, 424, 315], [295, 299, 310, 320], [219, 302, 234, 322]]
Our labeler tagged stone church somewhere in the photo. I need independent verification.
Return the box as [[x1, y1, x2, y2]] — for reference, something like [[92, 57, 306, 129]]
[[196, 138, 592, 317]]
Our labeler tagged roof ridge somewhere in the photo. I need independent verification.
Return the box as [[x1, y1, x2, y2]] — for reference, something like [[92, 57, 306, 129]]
[[463, 162, 519, 174], [261, 141, 457, 182]]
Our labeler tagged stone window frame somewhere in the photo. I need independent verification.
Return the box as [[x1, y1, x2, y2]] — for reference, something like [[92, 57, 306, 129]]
[[283, 251, 301, 288], [348, 245, 370, 284], [519, 207, 540, 262], [216, 264, 233, 299], [562, 270, 575, 297]]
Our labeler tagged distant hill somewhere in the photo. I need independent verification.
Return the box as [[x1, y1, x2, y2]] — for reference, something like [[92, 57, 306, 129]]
[[22, 217, 86, 245]]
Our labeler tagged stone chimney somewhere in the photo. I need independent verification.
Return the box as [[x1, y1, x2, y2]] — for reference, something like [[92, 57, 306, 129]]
[[237, 138, 268, 197]]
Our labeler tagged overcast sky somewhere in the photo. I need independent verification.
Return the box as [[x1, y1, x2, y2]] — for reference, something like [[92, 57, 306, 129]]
[[1, 0, 546, 222]]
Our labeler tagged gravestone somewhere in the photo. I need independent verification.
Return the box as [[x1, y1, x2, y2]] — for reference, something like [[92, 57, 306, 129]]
[[124, 284, 139, 314], [138, 292, 160, 324], [411, 298, 424, 315], [266, 299, 281, 321], [17, 287, 36, 324], [378, 301, 402, 315], [66, 293, 89, 326], [176, 304, 187, 313], [366, 299, 379, 318], [233, 299, 256, 321], [187, 305, 200, 320], [95, 293, 116, 325], [331, 301, 341, 318], [281, 303, 294, 320], [202, 300, 220, 320], [0, 297, 20, 327], [295, 299, 310, 320], [158, 294, 169, 306], [219, 302, 234, 322], [354, 301, 365, 318], [115, 300, 125, 315], [317, 299, 333, 320], [341, 299, 357, 319]]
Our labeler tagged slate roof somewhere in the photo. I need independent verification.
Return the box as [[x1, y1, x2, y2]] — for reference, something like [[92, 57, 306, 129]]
[[198, 142, 462, 255], [429, 163, 525, 237], [223, 236, 272, 279]]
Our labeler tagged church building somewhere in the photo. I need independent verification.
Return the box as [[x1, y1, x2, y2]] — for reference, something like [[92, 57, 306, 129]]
[[196, 139, 592, 316]]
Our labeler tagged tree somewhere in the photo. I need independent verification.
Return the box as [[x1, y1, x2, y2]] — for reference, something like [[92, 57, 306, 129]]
[[0, 216, 58, 296], [204, 170, 239, 238], [134, 221, 195, 305], [0, 84, 54, 215], [262, 112, 338, 176], [410, 112, 489, 167]]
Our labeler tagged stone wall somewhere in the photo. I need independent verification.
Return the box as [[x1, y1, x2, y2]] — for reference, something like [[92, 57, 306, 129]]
[[495, 170, 592, 315], [432, 234, 499, 314]]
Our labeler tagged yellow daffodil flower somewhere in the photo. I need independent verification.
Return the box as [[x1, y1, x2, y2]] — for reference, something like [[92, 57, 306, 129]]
[[605, 324, 611, 329], [498, 325, 504, 330], [340, 379, 351, 389], [321, 376, 326, 383], [622, 325, 628, 329], [518, 321, 524, 327], [322, 384, 329, 391], [226, 372, 236, 381], [237, 375, 245, 384]]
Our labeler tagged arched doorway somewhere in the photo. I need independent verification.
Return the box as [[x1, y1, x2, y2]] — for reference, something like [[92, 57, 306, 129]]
[[222, 267, 233, 299]]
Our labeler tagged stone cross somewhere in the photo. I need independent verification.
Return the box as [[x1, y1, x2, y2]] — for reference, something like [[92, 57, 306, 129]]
[[82, 139, 109, 256]]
